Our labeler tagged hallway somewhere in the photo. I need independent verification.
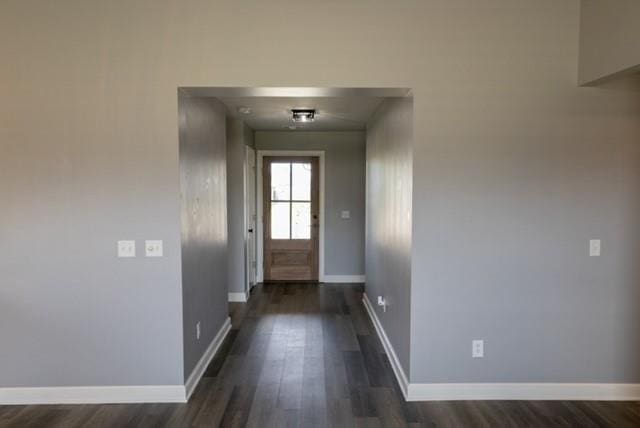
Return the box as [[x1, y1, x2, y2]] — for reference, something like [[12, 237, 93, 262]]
[[186, 282, 408, 426], [1, 283, 639, 427]]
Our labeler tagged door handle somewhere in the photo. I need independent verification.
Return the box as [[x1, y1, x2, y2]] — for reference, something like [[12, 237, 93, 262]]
[[248, 228, 254, 233]]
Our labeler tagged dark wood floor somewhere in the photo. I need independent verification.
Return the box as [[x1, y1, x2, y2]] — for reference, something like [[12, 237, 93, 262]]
[[1, 283, 639, 427]]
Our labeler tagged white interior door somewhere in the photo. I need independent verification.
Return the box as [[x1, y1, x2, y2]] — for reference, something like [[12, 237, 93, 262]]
[[245, 146, 257, 291]]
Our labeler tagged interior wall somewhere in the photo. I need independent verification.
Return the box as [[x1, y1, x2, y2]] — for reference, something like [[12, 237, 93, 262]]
[[179, 95, 228, 380], [255, 131, 366, 277], [226, 118, 255, 295], [365, 98, 413, 374], [2, 0, 640, 390], [579, 0, 640, 85], [411, 62, 640, 383]]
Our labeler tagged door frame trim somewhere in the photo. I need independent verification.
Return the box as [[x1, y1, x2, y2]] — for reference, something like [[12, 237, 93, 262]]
[[244, 145, 256, 294], [256, 150, 325, 283]]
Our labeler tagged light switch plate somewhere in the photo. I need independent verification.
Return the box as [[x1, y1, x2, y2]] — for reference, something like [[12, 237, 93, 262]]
[[589, 239, 601, 257], [341, 210, 350, 219], [145, 240, 163, 257], [472, 340, 484, 358], [117, 240, 136, 258]]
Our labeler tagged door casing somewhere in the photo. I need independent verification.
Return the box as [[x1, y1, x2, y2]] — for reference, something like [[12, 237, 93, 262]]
[[244, 146, 257, 292]]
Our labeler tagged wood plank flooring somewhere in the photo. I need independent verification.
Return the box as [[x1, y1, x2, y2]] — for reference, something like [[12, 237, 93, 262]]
[[1, 283, 639, 427]]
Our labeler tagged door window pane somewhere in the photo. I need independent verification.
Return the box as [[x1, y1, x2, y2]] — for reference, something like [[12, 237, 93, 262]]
[[271, 202, 290, 239], [291, 163, 311, 201], [271, 163, 290, 201], [292, 202, 311, 239]]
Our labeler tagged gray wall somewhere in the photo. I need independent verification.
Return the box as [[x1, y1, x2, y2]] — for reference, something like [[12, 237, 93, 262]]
[[579, 0, 640, 85], [2, 0, 640, 390], [227, 119, 254, 294], [0, 52, 185, 388], [365, 98, 413, 375], [256, 131, 365, 277], [411, 68, 640, 383], [179, 96, 228, 380]]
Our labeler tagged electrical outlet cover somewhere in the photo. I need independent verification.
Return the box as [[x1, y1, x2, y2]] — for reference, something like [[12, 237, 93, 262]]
[[117, 240, 136, 258], [145, 240, 163, 257], [472, 340, 484, 358]]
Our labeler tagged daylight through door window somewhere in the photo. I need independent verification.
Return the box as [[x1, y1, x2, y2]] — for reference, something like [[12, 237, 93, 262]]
[[270, 162, 311, 239]]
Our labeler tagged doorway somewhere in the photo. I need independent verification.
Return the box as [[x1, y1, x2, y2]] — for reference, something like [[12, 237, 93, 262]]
[[262, 156, 319, 281], [257, 150, 325, 282], [180, 86, 410, 287]]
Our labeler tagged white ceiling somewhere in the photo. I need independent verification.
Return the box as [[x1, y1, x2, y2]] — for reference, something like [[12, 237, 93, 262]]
[[218, 96, 385, 131]]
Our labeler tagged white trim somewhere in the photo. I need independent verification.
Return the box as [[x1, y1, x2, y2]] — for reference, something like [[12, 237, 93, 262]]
[[362, 293, 410, 399], [184, 317, 232, 400], [362, 294, 640, 402], [323, 275, 365, 283], [0, 386, 186, 405], [228, 291, 249, 302], [256, 150, 325, 282], [244, 145, 257, 295], [407, 383, 640, 402]]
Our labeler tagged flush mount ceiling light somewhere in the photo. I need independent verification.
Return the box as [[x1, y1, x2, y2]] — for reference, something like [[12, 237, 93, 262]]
[[291, 109, 315, 123], [237, 106, 251, 115]]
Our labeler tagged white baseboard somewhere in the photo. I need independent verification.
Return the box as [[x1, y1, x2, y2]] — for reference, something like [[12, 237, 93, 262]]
[[361, 293, 640, 402], [362, 293, 410, 399], [324, 275, 365, 283], [0, 385, 186, 405], [228, 291, 249, 302], [184, 316, 232, 400], [407, 382, 640, 401]]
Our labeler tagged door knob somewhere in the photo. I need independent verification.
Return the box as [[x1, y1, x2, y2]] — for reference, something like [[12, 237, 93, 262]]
[[248, 228, 254, 233]]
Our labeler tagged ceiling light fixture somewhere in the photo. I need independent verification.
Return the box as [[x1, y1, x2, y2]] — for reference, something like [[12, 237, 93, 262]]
[[237, 106, 251, 115], [291, 109, 315, 123]]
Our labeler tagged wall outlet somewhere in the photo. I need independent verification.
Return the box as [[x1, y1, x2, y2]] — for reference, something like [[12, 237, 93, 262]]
[[589, 239, 601, 257], [117, 240, 136, 258], [341, 210, 351, 219], [196, 322, 201, 340], [472, 340, 484, 358], [377, 296, 387, 312], [145, 240, 163, 257]]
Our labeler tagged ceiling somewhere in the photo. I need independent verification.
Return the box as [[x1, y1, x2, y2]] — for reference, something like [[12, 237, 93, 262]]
[[218, 96, 385, 131]]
